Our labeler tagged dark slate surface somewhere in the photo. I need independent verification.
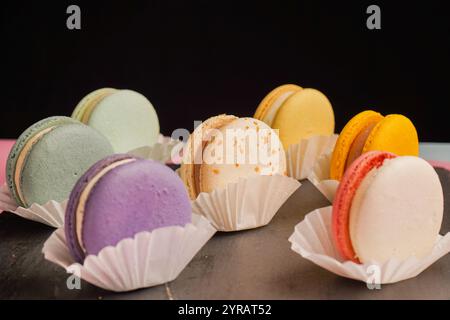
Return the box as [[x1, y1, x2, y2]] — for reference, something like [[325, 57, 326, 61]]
[[0, 170, 449, 300]]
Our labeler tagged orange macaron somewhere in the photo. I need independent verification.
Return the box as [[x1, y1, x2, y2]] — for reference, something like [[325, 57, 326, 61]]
[[330, 110, 419, 180]]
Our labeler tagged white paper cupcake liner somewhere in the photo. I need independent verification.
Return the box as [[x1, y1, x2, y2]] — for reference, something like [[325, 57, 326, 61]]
[[128, 134, 185, 164], [0, 183, 66, 228], [0, 183, 18, 214], [307, 152, 339, 202], [192, 175, 300, 232], [289, 206, 450, 285], [287, 134, 338, 180], [43, 213, 216, 292]]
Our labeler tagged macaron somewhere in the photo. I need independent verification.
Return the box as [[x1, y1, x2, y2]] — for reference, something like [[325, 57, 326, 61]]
[[72, 88, 160, 153], [6, 116, 114, 207], [254, 84, 335, 149], [180, 115, 286, 199], [65, 154, 191, 263], [330, 110, 419, 180], [0, 139, 15, 186], [332, 151, 443, 264]]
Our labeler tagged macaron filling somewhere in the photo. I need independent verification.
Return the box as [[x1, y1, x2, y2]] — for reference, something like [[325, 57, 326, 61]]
[[14, 126, 56, 206], [75, 158, 136, 252], [344, 119, 380, 170]]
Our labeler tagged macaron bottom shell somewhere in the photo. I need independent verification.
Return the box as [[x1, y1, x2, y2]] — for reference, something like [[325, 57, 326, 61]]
[[272, 88, 335, 150]]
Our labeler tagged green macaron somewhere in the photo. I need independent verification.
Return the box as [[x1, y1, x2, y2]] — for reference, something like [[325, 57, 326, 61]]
[[72, 88, 160, 153], [6, 116, 114, 207]]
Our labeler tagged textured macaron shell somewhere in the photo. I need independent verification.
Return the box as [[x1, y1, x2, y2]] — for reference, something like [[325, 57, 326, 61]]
[[70, 158, 191, 261], [16, 122, 113, 206], [180, 114, 238, 199], [349, 156, 443, 263], [330, 110, 384, 181], [65, 154, 135, 262], [199, 117, 286, 193], [271, 88, 335, 149], [254, 84, 302, 125], [0, 140, 15, 186], [86, 89, 160, 153], [363, 114, 419, 156], [332, 151, 395, 262], [7, 117, 86, 207]]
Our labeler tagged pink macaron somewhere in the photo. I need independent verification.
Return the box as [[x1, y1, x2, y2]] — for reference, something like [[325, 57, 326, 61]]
[[332, 151, 443, 264]]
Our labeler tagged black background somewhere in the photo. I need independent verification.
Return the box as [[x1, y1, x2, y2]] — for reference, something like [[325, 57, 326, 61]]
[[1, 1, 449, 141]]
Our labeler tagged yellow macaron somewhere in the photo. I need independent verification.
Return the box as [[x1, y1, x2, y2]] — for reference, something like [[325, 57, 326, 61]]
[[254, 85, 335, 149], [330, 110, 419, 180]]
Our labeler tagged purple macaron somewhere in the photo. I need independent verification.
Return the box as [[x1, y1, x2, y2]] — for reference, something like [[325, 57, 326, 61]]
[[65, 154, 191, 263]]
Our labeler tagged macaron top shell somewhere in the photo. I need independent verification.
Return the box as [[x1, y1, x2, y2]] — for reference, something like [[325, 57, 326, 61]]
[[350, 156, 443, 263], [271, 88, 335, 149], [330, 110, 383, 181], [74, 89, 160, 153], [363, 114, 419, 156], [199, 117, 286, 193], [66, 155, 191, 262], [7, 116, 113, 207]]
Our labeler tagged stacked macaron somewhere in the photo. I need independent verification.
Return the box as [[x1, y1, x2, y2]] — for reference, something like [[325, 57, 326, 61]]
[[65, 154, 191, 262], [6, 117, 114, 207], [332, 151, 443, 263], [180, 115, 286, 199], [254, 84, 335, 149], [72, 88, 160, 153], [330, 110, 419, 180]]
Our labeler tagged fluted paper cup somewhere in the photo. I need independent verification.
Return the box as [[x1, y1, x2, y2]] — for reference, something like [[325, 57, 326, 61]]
[[192, 175, 300, 232], [0, 183, 18, 214], [289, 206, 450, 285], [0, 183, 66, 228], [43, 213, 216, 292], [287, 134, 338, 180], [128, 134, 185, 165], [307, 152, 339, 202]]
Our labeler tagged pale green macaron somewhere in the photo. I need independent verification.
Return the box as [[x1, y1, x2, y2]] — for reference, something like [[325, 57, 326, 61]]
[[6, 116, 114, 207], [72, 88, 160, 153]]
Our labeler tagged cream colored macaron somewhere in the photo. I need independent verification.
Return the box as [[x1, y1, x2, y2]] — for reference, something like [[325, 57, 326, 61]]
[[180, 115, 286, 199], [350, 156, 442, 263]]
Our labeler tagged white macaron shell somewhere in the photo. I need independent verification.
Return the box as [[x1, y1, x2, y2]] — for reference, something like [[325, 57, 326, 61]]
[[200, 118, 286, 193], [349, 156, 443, 264]]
